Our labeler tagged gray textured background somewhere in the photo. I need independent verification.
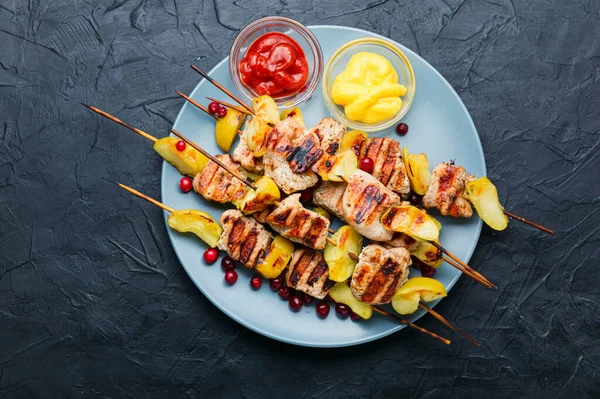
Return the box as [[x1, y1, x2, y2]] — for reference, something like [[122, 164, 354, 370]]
[[1, 0, 599, 397]]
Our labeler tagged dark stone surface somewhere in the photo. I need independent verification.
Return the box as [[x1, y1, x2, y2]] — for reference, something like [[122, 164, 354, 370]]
[[1, 0, 599, 397]]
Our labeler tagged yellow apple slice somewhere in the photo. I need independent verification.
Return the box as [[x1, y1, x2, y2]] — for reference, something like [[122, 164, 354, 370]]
[[464, 177, 509, 231], [153, 137, 208, 177], [381, 205, 440, 241], [324, 225, 362, 282], [167, 210, 222, 248], [328, 282, 373, 319]]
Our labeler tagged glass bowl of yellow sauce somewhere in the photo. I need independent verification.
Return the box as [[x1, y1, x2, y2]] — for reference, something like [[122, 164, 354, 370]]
[[322, 37, 415, 132]]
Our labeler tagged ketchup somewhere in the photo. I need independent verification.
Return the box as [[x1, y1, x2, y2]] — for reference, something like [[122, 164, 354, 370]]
[[239, 32, 309, 98]]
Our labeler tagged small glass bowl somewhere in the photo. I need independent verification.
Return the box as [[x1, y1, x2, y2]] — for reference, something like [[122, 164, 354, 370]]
[[322, 37, 416, 132], [229, 16, 323, 110]]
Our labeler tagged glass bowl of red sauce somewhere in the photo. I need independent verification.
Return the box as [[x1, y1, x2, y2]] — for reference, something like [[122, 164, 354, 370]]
[[229, 16, 323, 109]]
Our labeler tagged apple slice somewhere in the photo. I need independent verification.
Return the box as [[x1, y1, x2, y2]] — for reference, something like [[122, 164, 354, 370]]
[[328, 282, 373, 319], [324, 225, 362, 282], [167, 210, 222, 248], [465, 177, 509, 231], [392, 277, 447, 315], [381, 205, 440, 241], [153, 137, 208, 177]]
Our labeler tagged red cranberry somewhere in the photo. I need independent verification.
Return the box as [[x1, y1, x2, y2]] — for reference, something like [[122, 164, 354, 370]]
[[175, 140, 186, 151], [216, 106, 228, 118], [350, 311, 362, 321], [299, 187, 313, 203], [250, 276, 262, 290], [208, 101, 220, 114], [316, 301, 330, 318], [396, 123, 409, 136], [269, 277, 283, 291], [288, 294, 303, 312], [302, 293, 314, 305], [278, 286, 290, 300], [224, 270, 238, 285], [420, 264, 437, 278], [179, 176, 193, 193], [221, 256, 235, 271], [359, 157, 374, 173], [203, 248, 219, 264], [335, 303, 351, 318]]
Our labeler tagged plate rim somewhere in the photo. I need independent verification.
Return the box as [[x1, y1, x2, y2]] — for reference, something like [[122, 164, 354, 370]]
[[161, 25, 485, 347]]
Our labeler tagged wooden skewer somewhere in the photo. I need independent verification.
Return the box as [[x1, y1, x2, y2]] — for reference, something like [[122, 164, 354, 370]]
[[504, 210, 553, 235], [118, 183, 449, 345], [348, 251, 480, 344], [82, 104, 157, 142], [176, 91, 245, 136], [430, 241, 495, 289], [191, 64, 255, 114], [118, 183, 175, 213], [170, 129, 257, 190], [206, 97, 252, 116], [442, 255, 494, 289], [418, 302, 480, 346], [372, 306, 451, 345]]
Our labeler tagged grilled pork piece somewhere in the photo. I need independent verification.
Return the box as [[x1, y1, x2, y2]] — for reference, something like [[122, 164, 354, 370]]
[[350, 244, 411, 305], [218, 210, 272, 269], [361, 138, 410, 196], [193, 154, 248, 203], [266, 194, 330, 250], [382, 232, 420, 252], [263, 118, 318, 194], [342, 170, 401, 241], [285, 249, 335, 299], [310, 118, 347, 175], [251, 206, 273, 224], [313, 181, 347, 221], [232, 132, 263, 173], [423, 162, 475, 218]]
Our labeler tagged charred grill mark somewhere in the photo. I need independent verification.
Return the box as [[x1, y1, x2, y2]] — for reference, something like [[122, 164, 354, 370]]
[[306, 258, 327, 286], [362, 258, 399, 303], [228, 218, 249, 257], [239, 228, 259, 266], [289, 250, 316, 287], [270, 208, 292, 226], [286, 135, 323, 173], [303, 216, 328, 248], [290, 211, 311, 239], [326, 141, 339, 155], [381, 207, 397, 226], [323, 279, 335, 291], [379, 154, 396, 185], [354, 185, 385, 224]]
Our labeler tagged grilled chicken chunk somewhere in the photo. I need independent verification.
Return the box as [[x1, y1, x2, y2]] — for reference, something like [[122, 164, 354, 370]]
[[218, 210, 272, 269], [361, 138, 410, 196], [263, 118, 318, 194], [313, 181, 347, 221], [266, 194, 330, 250], [351, 244, 411, 305], [423, 162, 475, 218], [382, 233, 420, 252], [194, 154, 248, 203], [286, 130, 322, 174], [232, 133, 263, 173], [285, 249, 335, 299], [251, 206, 273, 224], [342, 170, 401, 241], [310, 118, 347, 174]]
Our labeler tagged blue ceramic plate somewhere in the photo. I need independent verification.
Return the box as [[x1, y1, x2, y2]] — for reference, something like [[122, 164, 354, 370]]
[[161, 26, 485, 347]]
